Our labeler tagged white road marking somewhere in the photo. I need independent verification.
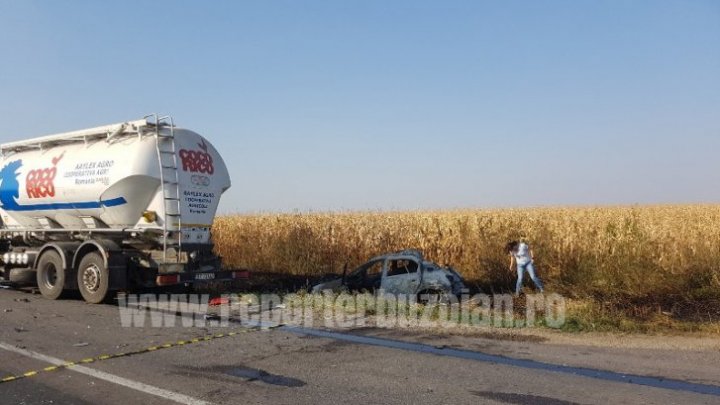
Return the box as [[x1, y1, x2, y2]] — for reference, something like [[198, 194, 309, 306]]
[[0, 342, 212, 405]]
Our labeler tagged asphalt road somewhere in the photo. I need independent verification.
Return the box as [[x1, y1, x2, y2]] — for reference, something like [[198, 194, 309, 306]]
[[0, 288, 718, 405]]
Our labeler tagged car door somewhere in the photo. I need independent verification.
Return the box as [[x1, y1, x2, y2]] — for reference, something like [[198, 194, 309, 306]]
[[380, 257, 421, 295], [344, 259, 383, 291]]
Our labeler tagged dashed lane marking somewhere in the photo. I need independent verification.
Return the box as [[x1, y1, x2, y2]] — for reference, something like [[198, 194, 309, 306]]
[[0, 341, 212, 405], [0, 328, 266, 384]]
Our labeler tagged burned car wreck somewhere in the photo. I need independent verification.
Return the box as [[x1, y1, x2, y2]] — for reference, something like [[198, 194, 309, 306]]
[[311, 250, 466, 299]]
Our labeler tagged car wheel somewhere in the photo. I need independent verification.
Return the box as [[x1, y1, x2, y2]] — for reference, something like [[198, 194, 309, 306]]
[[417, 290, 450, 305]]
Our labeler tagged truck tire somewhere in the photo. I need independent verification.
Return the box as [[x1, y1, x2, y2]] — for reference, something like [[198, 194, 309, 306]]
[[36, 250, 66, 300], [77, 252, 110, 304]]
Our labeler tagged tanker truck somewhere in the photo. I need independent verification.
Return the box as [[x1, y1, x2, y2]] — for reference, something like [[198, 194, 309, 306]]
[[0, 115, 247, 303]]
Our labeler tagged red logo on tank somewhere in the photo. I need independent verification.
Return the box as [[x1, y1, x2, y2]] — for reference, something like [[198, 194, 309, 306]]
[[179, 139, 214, 174], [26, 152, 64, 198]]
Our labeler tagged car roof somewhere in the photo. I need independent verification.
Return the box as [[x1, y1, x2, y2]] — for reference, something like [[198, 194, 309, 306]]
[[368, 249, 424, 263]]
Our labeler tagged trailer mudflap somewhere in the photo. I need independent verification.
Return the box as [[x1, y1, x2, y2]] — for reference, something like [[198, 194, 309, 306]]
[[109, 264, 129, 289], [108, 251, 129, 290]]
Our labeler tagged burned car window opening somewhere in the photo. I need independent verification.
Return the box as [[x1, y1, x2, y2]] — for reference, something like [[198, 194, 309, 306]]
[[386, 259, 419, 276]]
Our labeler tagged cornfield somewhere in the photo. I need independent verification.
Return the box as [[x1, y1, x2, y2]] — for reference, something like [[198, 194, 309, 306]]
[[213, 205, 720, 323]]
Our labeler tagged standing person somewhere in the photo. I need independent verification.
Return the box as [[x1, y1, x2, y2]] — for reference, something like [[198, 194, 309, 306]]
[[506, 240, 544, 296]]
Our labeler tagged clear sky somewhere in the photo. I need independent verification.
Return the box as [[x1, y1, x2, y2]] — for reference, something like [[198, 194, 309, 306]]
[[1, 1, 718, 213]]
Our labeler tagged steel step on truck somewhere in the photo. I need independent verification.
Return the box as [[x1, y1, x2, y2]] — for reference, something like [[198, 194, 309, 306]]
[[0, 115, 246, 303]]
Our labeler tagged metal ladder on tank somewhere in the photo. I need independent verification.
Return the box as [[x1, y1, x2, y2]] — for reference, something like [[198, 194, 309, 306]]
[[148, 114, 183, 263]]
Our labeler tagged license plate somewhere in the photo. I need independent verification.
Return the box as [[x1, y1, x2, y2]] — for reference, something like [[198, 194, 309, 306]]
[[194, 273, 216, 280]]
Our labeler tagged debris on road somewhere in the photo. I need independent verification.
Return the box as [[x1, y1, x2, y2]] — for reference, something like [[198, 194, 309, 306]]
[[225, 367, 306, 387], [209, 297, 231, 306], [73, 342, 90, 347]]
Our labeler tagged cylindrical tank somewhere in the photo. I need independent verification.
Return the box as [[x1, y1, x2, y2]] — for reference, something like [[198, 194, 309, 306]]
[[0, 125, 230, 240]]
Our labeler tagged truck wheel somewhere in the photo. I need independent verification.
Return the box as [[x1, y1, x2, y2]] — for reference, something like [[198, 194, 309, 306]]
[[77, 252, 110, 304], [36, 251, 66, 300]]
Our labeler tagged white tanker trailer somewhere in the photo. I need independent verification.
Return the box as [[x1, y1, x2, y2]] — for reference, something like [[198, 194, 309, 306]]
[[0, 115, 247, 303]]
